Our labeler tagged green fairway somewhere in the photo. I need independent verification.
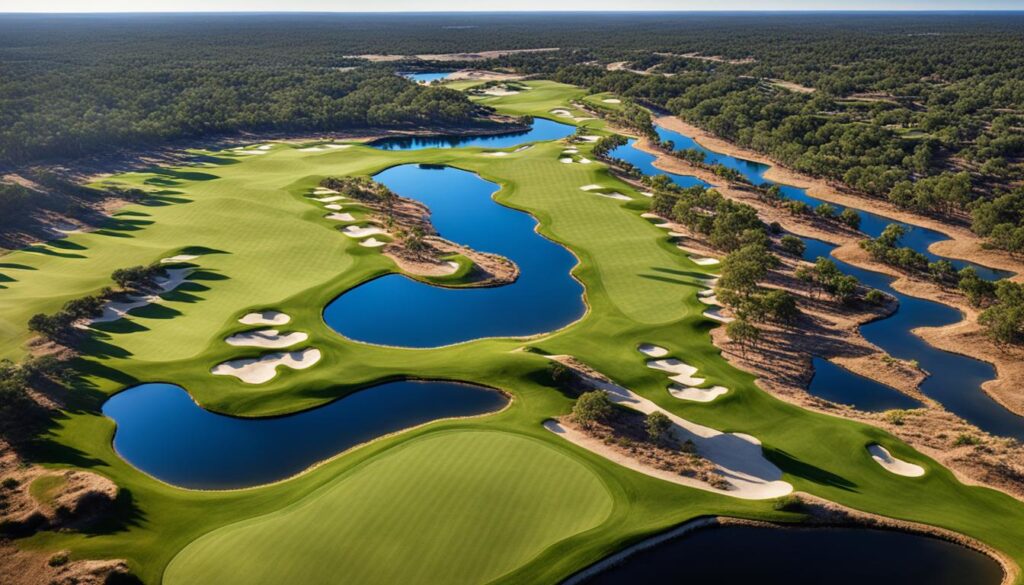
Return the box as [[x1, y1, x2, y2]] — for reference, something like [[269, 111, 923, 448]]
[[4, 80, 1024, 584], [164, 431, 614, 585]]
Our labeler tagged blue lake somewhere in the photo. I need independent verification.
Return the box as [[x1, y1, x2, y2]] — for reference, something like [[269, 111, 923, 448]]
[[323, 164, 585, 347], [102, 380, 508, 490], [372, 117, 574, 151], [624, 123, 1023, 438], [580, 525, 1003, 585], [402, 71, 452, 84]]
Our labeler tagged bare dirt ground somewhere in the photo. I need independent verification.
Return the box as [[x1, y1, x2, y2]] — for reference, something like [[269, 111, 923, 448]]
[[351, 48, 559, 62]]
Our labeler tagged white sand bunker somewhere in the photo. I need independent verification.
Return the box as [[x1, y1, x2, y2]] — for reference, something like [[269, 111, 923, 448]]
[[314, 195, 346, 203], [544, 363, 791, 499], [580, 135, 602, 142], [314, 188, 339, 195], [704, 307, 734, 324], [868, 444, 925, 477], [563, 148, 579, 154], [298, 146, 327, 152], [690, 256, 721, 266], [580, 184, 604, 191], [239, 310, 290, 326], [647, 358, 705, 386], [226, 328, 309, 348], [341, 225, 387, 238], [559, 157, 573, 164], [359, 237, 387, 248], [595, 192, 631, 201], [514, 145, 532, 152], [211, 348, 322, 384], [324, 204, 343, 211], [698, 290, 721, 306], [551, 109, 573, 117], [579, 157, 592, 164], [670, 384, 729, 403], [86, 268, 193, 325], [641, 191, 654, 197], [234, 150, 267, 155], [326, 212, 356, 222], [485, 151, 510, 157], [602, 98, 622, 104], [638, 343, 669, 358], [160, 254, 199, 264], [256, 144, 272, 150], [326, 144, 351, 149]]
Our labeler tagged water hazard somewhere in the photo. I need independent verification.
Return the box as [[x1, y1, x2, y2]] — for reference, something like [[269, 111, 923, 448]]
[[103, 380, 508, 489]]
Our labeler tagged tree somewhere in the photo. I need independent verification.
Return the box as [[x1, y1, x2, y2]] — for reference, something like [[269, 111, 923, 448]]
[[726, 319, 761, 356], [839, 208, 861, 229], [572, 390, 613, 428], [780, 234, 806, 257], [978, 281, 1024, 346], [645, 411, 673, 444]]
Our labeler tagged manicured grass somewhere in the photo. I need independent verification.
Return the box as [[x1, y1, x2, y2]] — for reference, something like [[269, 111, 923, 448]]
[[164, 431, 614, 585], [5, 80, 1024, 584], [29, 474, 67, 509]]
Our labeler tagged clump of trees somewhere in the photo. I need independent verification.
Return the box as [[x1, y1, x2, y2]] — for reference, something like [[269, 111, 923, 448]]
[[572, 390, 614, 428], [972, 187, 1024, 256], [27, 264, 165, 344], [650, 182, 766, 253], [978, 281, 1024, 347], [0, 356, 74, 442], [861, 224, 929, 273], [795, 258, 860, 304]]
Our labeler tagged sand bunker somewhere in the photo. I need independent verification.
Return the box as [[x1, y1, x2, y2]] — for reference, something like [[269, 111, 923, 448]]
[[234, 150, 267, 155], [669, 384, 729, 403], [703, 307, 734, 324], [690, 256, 721, 266], [326, 144, 351, 149], [326, 212, 356, 222], [551, 109, 573, 117], [86, 268, 192, 325], [638, 343, 669, 358], [481, 87, 519, 96], [698, 290, 721, 306], [579, 157, 592, 164], [579, 184, 604, 191], [595, 192, 631, 201], [602, 98, 622, 104], [313, 188, 339, 195], [641, 191, 654, 197], [647, 358, 705, 386], [341, 225, 387, 238], [485, 151, 510, 157], [256, 145, 272, 150], [324, 204, 343, 211], [868, 444, 925, 477], [514, 145, 532, 152], [226, 329, 309, 349], [563, 148, 579, 154], [580, 135, 602, 142], [239, 311, 291, 326], [211, 348, 322, 384], [559, 157, 573, 164], [359, 237, 387, 248], [160, 254, 199, 264], [314, 195, 346, 203], [544, 362, 792, 499]]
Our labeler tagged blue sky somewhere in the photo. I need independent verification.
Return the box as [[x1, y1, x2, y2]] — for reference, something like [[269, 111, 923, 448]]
[[4, 0, 1022, 11]]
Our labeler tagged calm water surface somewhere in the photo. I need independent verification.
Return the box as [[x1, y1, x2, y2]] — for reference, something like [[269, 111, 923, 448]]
[[323, 164, 584, 347], [582, 525, 1003, 585], [103, 380, 508, 489], [402, 71, 452, 84], [372, 117, 574, 151]]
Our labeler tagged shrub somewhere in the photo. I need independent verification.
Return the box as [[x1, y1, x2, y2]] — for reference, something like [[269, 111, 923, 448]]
[[645, 411, 672, 443], [865, 289, 886, 305], [779, 234, 806, 257], [884, 409, 907, 426], [772, 494, 804, 512], [953, 433, 982, 447], [572, 390, 613, 428], [48, 553, 69, 567], [2, 478, 19, 490], [839, 208, 861, 229]]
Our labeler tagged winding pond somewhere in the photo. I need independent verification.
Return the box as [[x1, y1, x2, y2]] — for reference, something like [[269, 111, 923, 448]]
[[580, 525, 1003, 585], [372, 117, 574, 151], [103, 380, 508, 490], [615, 125, 1023, 439], [323, 164, 585, 347]]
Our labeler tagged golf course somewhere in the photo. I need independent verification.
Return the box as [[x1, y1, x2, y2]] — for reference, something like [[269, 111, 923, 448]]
[[3, 78, 1023, 584]]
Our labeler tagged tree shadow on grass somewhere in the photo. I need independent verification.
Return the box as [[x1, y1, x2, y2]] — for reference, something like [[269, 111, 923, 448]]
[[48, 239, 87, 251], [180, 246, 229, 256], [22, 246, 87, 259], [0, 263, 36, 270], [90, 319, 150, 335], [129, 304, 182, 320], [113, 210, 151, 218], [766, 447, 858, 492], [651, 266, 711, 280], [192, 154, 240, 167], [93, 229, 134, 239], [151, 168, 219, 182], [187, 269, 229, 282], [138, 194, 192, 207]]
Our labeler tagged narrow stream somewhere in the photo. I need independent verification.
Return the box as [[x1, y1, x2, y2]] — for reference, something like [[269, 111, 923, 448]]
[[614, 124, 1023, 438]]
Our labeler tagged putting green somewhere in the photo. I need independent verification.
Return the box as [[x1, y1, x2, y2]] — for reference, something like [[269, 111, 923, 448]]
[[163, 430, 614, 585]]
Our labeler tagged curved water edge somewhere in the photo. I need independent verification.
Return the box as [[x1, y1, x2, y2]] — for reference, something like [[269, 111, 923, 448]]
[[323, 164, 586, 348], [371, 117, 574, 151], [568, 521, 1005, 585], [616, 125, 1024, 439], [102, 380, 509, 490]]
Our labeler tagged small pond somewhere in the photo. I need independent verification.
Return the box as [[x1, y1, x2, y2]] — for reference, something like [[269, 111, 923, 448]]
[[402, 71, 452, 84], [323, 164, 585, 347], [103, 380, 508, 490], [580, 525, 1003, 585], [372, 117, 574, 151]]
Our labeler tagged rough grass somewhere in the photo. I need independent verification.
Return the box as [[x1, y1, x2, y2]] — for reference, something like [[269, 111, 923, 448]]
[[5, 81, 1024, 584]]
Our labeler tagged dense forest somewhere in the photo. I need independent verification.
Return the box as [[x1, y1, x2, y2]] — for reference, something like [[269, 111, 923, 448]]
[[2, 13, 1022, 252]]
